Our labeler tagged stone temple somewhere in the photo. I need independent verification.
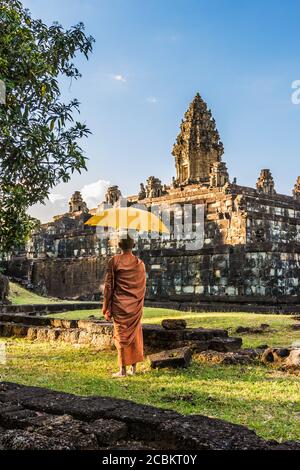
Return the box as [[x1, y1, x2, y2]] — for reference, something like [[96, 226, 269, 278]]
[[6, 93, 300, 307]]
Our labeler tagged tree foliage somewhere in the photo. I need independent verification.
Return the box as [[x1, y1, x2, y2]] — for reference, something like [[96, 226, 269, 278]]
[[0, 0, 94, 255]]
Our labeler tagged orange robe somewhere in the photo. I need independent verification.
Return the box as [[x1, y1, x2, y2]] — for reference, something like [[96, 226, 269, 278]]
[[102, 253, 146, 367]]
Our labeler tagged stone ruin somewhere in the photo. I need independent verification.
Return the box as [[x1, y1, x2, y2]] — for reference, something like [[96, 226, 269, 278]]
[[0, 382, 299, 450], [4, 92, 300, 309], [0, 313, 242, 355], [0, 274, 9, 304]]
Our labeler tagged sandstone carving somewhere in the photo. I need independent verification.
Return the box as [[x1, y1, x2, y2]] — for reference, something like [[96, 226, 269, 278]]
[[172, 93, 224, 185], [293, 176, 300, 201], [105, 185, 121, 205], [145, 176, 163, 198], [256, 169, 276, 195], [68, 191, 87, 213]]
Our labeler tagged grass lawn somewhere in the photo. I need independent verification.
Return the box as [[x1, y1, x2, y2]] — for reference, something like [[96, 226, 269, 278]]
[[1, 306, 300, 442], [8, 282, 89, 305]]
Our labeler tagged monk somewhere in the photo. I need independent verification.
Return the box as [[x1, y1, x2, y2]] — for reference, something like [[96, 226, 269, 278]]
[[102, 235, 146, 378]]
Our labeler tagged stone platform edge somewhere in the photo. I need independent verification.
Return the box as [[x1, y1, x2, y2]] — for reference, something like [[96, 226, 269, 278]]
[[0, 382, 299, 450]]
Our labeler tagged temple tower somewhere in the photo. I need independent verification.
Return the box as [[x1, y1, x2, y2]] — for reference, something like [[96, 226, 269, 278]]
[[293, 176, 300, 201], [68, 191, 87, 213], [172, 93, 224, 185], [256, 169, 276, 195]]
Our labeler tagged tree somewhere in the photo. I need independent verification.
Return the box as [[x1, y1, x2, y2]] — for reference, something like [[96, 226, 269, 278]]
[[0, 0, 94, 255]]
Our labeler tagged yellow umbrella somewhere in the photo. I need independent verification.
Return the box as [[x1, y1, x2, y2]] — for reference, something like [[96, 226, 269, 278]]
[[85, 206, 169, 233]]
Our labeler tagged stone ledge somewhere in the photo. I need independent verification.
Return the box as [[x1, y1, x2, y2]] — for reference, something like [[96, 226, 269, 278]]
[[0, 302, 99, 315], [0, 382, 298, 450], [0, 314, 241, 353]]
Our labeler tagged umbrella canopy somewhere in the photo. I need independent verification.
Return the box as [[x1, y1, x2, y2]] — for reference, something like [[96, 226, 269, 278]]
[[85, 206, 169, 234]]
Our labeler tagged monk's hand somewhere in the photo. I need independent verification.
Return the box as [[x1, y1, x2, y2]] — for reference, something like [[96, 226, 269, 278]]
[[103, 310, 112, 322]]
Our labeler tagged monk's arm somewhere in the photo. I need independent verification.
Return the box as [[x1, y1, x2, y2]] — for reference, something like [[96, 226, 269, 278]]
[[142, 262, 147, 296], [102, 258, 114, 320]]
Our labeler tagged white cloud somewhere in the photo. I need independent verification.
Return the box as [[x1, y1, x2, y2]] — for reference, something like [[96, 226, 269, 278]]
[[48, 193, 66, 204], [112, 74, 126, 82], [146, 96, 158, 104], [28, 179, 110, 223], [81, 179, 110, 209]]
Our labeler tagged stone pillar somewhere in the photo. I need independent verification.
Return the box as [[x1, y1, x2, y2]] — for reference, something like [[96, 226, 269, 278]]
[[293, 176, 300, 201], [145, 176, 163, 198], [256, 169, 276, 195], [105, 186, 122, 205], [209, 161, 230, 188], [68, 192, 88, 213]]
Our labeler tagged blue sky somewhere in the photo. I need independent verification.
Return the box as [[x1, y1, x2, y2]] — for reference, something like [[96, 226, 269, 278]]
[[24, 0, 300, 221]]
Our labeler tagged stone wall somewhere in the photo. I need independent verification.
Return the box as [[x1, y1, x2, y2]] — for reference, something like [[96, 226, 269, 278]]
[[0, 314, 242, 353], [0, 382, 298, 450], [5, 183, 300, 303]]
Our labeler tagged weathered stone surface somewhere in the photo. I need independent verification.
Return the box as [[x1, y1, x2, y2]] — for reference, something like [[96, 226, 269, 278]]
[[89, 418, 128, 445], [284, 349, 300, 368], [0, 274, 10, 304], [291, 323, 300, 330], [148, 347, 192, 369], [0, 314, 241, 354], [209, 337, 242, 352], [0, 382, 299, 450], [261, 347, 300, 369], [236, 324, 272, 334], [161, 319, 187, 330], [0, 428, 73, 450], [197, 349, 258, 365]]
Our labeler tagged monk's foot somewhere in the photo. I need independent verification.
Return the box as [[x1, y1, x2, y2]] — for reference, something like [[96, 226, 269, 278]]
[[128, 365, 137, 376], [112, 371, 127, 378]]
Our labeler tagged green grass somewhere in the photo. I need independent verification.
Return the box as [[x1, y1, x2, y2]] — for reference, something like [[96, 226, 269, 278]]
[[8, 282, 88, 305], [1, 306, 300, 442]]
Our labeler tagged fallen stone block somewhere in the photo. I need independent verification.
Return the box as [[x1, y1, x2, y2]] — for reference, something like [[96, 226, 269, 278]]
[[197, 349, 257, 365], [209, 337, 242, 352], [184, 327, 228, 340], [148, 347, 192, 369], [161, 319, 187, 330], [291, 323, 300, 330], [236, 324, 272, 334], [284, 349, 300, 368], [261, 347, 300, 369]]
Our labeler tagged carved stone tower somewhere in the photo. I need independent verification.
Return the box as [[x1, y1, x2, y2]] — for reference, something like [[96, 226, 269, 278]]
[[293, 176, 300, 201], [105, 185, 122, 205], [256, 169, 276, 195], [172, 93, 224, 185], [209, 161, 230, 188], [68, 191, 87, 213]]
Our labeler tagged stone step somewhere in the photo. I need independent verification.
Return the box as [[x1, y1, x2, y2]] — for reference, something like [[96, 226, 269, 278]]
[[148, 347, 192, 369], [0, 318, 241, 354]]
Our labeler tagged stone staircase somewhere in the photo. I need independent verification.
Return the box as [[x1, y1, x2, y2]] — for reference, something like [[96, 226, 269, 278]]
[[0, 314, 242, 353]]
